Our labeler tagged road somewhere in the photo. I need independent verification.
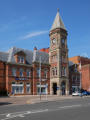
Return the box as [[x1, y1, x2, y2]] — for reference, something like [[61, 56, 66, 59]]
[[0, 97, 90, 120]]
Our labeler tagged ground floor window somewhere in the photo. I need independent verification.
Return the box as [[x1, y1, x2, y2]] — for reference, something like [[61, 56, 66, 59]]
[[72, 86, 80, 93], [26, 83, 30, 93], [12, 83, 24, 94], [37, 84, 48, 95]]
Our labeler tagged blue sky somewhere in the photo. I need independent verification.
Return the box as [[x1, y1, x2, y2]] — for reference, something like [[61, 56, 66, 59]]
[[0, 0, 90, 58]]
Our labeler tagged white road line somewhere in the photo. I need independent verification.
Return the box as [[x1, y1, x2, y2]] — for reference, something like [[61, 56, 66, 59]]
[[0, 104, 88, 120], [58, 104, 82, 109]]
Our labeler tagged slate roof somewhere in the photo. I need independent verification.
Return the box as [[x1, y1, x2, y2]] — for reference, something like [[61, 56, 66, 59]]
[[50, 10, 66, 31], [0, 47, 49, 65], [0, 52, 9, 62]]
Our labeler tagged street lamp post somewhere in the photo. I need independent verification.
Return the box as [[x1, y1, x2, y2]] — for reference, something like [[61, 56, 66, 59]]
[[79, 61, 82, 96], [39, 56, 42, 100]]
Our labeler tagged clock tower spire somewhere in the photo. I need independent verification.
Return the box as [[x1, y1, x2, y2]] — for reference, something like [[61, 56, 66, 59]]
[[49, 9, 69, 95]]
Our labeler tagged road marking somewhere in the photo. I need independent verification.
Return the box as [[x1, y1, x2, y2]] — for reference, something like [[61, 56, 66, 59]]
[[0, 104, 88, 120], [1, 109, 48, 120], [58, 104, 82, 109]]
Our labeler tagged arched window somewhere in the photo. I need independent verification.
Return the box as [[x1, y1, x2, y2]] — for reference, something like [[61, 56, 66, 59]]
[[44, 69, 48, 78], [26, 69, 31, 77], [12, 68, 17, 76], [20, 68, 24, 77], [37, 68, 40, 77], [62, 67, 66, 76], [55, 67, 57, 76]]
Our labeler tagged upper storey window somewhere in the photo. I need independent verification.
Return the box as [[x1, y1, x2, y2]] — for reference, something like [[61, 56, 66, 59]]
[[26, 69, 31, 77], [18, 56, 24, 63], [12, 68, 16, 76], [20, 68, 24, 77], [62, 56, 66, 63], [61, 67, 66, 77], [52, 67, 57, 77], [61, 38, 65, 47], [44, 69, 48, 78], [37, 68, 40, 78]]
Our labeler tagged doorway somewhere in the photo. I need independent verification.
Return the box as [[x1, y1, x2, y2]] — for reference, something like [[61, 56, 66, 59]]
[[53, 83, 57, 95], [61, 81, 66, 95]]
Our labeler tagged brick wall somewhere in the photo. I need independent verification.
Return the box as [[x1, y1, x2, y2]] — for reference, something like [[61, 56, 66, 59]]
[[69, 56, 90, 65], [5, 63, 33, 95], [32, 63, 50, 95], [81, 64, 90, 91], [0, 61, 6, 91], [0, 60, 50, 95]]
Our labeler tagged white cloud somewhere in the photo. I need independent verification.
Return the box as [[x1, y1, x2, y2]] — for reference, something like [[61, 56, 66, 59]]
[[20, 30, 48, 40]]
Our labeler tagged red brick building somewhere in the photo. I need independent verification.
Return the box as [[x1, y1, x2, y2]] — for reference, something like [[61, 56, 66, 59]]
[[69, 62, 80, 94], [69, 56, 90, 92], [81, 64, 90, 91], [0, 47, 50, 95], [39, 48, 49, 53]]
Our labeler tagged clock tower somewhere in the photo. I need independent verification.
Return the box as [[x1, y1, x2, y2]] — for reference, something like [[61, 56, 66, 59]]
[[49, 9, 69, 95]]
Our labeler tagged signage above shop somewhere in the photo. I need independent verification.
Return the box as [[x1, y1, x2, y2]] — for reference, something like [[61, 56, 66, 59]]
[[15, 77, 28, 81]]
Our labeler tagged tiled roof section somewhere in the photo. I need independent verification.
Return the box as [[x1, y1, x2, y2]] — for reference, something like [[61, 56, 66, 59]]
[[0, 47, 49, 65], [33, 50, 49, 64], [0, 52, 9, 62], [51, 10, 66, 31], [7, 47, 33, 64]]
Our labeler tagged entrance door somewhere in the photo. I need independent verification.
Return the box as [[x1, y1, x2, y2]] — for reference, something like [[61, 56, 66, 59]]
[[53, 83, 57, 95], [61, 81, 66, 95]]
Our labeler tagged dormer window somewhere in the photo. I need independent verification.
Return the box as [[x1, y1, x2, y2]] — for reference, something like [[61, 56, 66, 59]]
[[14, 51, 26, 64], [18, 56, 24, 63]]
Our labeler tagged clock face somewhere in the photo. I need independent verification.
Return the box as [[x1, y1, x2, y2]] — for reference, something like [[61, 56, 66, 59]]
[[52, 38, 56, 44]]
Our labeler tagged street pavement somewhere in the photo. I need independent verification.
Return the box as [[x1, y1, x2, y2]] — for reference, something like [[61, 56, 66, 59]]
[[0, 97, 90, 120], [0, 95, 86, 106]]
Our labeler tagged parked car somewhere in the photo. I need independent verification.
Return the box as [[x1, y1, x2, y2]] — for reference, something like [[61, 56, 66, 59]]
[[87, 91, 90, 95], [72, 92, 81, 96], [82, 91, 88, 96], [82, 91, 90, 96]]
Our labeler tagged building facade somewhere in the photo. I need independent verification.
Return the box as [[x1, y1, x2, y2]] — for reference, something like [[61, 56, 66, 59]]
[[69, 63, 80, 94], [0, 47, 50, 95], [81, 64, 90, 91], [69, 56, 90, 92]]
